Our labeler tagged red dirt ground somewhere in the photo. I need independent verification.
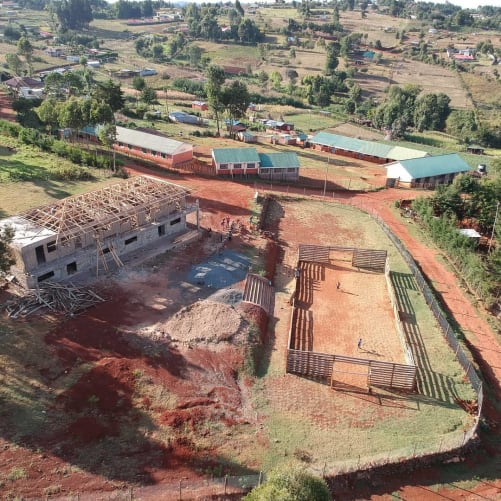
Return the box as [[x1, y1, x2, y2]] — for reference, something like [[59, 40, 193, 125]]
[[0, 99, 499, 497], [294, 259, 403, 363]]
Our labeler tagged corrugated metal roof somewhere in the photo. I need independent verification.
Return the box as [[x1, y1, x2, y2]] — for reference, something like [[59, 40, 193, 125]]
[[116, 126, 191, 155], [212, 148, 260, 164], [388, 146, 429, 160], [309, 131, 427, 160], [387, 153, 471, 178], [259, 152, 300, 169]]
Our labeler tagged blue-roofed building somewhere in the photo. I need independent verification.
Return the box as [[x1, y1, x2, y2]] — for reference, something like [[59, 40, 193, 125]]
[[385, 153, 471, 188]]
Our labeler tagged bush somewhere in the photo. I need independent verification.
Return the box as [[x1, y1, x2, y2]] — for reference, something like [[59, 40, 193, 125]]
[[244, 466, 331, 501]]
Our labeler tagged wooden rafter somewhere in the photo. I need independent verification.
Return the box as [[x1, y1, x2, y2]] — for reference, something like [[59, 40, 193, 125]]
[[20, 176, 190, 243]]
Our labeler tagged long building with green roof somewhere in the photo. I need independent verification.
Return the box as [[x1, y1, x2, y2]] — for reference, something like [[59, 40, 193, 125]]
[[308, 131, 429, 163]]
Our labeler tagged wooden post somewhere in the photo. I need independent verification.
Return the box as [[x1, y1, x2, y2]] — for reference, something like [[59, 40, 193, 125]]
[[224, 475, 228, 494], [179, 479, 182, 500]]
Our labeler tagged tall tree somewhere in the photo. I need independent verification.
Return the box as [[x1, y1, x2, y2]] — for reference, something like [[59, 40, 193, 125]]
[[221, 80, 250, 138], [98, 123, 117, 172], [413, 92, 451, 132], [54, 0, 93, 31], [0, 227, 15, 278], [92, 80, 124, 112], [204, 65, 226, 136], [5, 53, 24, 76], [58, 98, 85, 138], [235, 0, 244, 17], [325, 41, 340, 74], [17, 36, 34, 76], [36, 98, 61, 132]]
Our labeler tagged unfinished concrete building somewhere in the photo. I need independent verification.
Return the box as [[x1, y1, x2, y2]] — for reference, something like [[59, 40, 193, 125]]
[[0, 176, 198, 288]]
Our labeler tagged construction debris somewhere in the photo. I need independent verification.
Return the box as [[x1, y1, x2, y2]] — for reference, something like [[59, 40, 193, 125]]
[[4, 281, 105, 319]]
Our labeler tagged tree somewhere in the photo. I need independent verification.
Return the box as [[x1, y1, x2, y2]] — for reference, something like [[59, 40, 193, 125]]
[[204, 64, 226, 136], [5, 53, 24, 76], [36, 98, 61, 132], [413, 92, 451, 132], [222, 80, 250, 137], [244, 466, 330, 501], [98, 123, 117, 172], [54, 0, 93, 31], [58, 98, 85, 137], [141, 86, 157, 105], [132, 75, 146, 91], [17, 36, 34, 76], [0, 226, 15, 278], [258, 70, 269, 88], [238, 18, 262, 44], [92, 80, 124, 112], [371, 84, 422, 134], [270, 70, 283, 90], [188, 45, 203, 67], [235, 0, 244, 17], [152, 44, 164, 62], [325, 41, 340, 74]]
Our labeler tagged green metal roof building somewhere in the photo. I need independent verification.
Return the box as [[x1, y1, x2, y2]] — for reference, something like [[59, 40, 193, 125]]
[[211, 148, 300, 180], [386, 153, 471, 187], [309, 131, 428, 163]]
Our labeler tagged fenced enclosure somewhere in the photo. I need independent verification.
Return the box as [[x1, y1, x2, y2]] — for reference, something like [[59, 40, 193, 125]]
[[287, 244, 417, 391]]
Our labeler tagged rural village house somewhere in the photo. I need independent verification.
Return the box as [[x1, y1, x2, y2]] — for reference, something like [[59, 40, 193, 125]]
[[0, 176, 198, 288]]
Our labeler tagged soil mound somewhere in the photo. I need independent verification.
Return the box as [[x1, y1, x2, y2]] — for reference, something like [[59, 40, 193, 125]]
[[165, 300, 248, 344]]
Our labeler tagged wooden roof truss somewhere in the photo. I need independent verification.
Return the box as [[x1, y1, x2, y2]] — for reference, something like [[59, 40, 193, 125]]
[[20, 176, 190, 244]]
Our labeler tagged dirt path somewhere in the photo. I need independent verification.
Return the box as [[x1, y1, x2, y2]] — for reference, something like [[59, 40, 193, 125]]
[[340, 189, 501, 499]]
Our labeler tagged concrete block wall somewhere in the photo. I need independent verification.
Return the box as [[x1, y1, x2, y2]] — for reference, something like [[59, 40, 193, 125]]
[[21, 213, 188, 288]]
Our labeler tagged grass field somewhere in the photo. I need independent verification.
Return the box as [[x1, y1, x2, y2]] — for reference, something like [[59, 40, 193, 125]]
[[0, 136, 118, 215]]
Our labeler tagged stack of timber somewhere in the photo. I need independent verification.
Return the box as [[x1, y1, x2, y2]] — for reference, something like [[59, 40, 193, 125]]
[[5, 281, 105, 319]]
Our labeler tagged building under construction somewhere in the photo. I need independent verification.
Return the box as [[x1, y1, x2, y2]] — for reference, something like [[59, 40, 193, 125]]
[[0, 175, 198, 288]]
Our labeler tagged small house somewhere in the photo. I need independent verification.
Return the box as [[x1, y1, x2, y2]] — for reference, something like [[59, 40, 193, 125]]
[[192, 100, 208, 111], [237, 131, 257, 143], [169, 111, 202, 125], [466, 145, 484, 155], [139, 68, 157, 77]]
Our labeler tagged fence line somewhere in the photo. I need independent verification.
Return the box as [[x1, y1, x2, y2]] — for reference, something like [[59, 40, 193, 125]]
[[54, 473, 265, 500], [258, 185, 483, 477]]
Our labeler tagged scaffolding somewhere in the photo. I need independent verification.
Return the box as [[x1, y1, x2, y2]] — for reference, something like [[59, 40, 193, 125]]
[[20, 175, 191, 245]]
